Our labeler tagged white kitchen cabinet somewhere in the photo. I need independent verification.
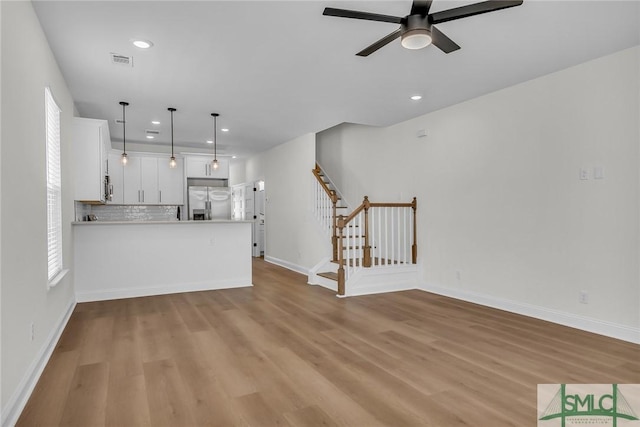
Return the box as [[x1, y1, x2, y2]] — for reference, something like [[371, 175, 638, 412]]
[[157, 157, 184, 205], [186, 156, 229, 179], [122, 154, 184, 205], [72, 118, 110, 202], [123, 156, 159, 204], [107, 152, 124, 204]]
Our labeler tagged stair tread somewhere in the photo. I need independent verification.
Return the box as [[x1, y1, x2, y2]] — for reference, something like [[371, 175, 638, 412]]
[[317, 272, 338, 281]]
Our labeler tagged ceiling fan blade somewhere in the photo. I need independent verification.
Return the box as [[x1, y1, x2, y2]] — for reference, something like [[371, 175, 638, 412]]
[[429, 0, 523, 25], [431, 26, 460, 53], [411, 0, 433, 16], [356, 28, 402, 57], [323, 7, 403, 24]]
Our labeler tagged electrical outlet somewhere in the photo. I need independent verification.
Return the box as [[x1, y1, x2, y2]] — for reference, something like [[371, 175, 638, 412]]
[[209, 238, 215, 246], [30, 322, 35, 341], [579, 291, 589, 304], [456, 270, 461, 281]]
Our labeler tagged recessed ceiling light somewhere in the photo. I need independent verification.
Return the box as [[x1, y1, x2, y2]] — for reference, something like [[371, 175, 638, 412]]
[[221, 128, 229, 132], [206, 140, 213, 144], [132, 39, 153, 49], [151, 120, 160, 125], [146, 135, 155, 139], [411, 95, 422, 101], [232, 155, 237, 159]]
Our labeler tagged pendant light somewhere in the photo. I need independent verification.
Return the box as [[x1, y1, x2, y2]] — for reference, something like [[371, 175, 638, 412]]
[[120, 101, 129, 165], [211, 113, 219, 170], [168, 107, 177, 168]]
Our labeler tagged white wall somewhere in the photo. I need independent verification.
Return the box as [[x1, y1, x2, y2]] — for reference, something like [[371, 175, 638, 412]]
[[244, 134, 326, 273], [0, 0, 3, 410], [317, 47, 640, 340], [1, 2, 76, 423], [229, 158, 246, 186]]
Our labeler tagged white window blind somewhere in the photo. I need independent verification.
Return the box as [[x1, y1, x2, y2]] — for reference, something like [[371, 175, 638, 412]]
[[45, 87, 63, 282]]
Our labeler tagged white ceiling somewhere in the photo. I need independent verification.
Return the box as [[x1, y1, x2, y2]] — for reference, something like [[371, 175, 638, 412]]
[[33, 1, 639, 158]]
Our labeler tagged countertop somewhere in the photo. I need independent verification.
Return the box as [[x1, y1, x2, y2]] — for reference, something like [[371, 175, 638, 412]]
[[72, 220, 254, 225]]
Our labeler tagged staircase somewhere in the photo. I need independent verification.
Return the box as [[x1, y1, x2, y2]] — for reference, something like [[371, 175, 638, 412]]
[[308, 164, 419, 297]]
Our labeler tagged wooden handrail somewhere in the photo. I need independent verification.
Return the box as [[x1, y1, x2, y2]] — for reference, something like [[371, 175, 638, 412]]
[[312, 165, 336, 202], [342, 202, 365, 225], [313, 164, 339, 261], [369, 202, 414, 208]]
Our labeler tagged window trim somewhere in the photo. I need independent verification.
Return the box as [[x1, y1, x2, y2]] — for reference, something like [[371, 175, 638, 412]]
[[45, 87, 64, 288]]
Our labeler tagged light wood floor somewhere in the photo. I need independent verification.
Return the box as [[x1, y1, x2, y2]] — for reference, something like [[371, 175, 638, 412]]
[[18, 258, 640, 426]]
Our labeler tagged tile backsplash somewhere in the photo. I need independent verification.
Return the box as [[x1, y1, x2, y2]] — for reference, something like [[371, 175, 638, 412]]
[[76, 203, 181, 222]]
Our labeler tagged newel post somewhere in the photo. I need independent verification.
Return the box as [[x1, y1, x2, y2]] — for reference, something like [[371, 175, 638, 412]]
[[411, 197, 417, 264], [337, 215, 346, 296], [331, 190, 338, 262], [363, 196, 372, 268]]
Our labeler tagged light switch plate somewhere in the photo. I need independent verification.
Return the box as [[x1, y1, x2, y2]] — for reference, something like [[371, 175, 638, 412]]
[[579, 168, 589, 180], [594, 166, 604, 180]]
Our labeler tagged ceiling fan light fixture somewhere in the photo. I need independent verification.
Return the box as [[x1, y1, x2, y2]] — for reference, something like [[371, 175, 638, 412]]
[[401, 29, 432, 50]]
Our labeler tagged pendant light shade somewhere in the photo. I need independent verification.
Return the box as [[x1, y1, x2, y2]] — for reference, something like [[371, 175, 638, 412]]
[[168, 107, 177, 168], [211, 113, 219, 170], [119, 101, 129, 165]]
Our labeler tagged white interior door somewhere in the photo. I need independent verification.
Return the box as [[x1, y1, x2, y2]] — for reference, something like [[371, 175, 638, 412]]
[[242, 183, 259, 257], [255, 182, 265, 256], [231, 184, 245, 220]]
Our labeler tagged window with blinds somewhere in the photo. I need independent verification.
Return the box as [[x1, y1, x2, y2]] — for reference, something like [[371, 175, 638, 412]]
[[45, 87, 63, 283]]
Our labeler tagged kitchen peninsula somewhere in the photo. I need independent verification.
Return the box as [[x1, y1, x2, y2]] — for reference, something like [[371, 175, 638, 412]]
[[73, 220, 253, 302]]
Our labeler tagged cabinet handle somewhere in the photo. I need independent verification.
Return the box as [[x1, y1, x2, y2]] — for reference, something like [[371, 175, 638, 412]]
[[159, 190, 162, 203], [142, 190, 145, 203], [138, 190, 141, 203]]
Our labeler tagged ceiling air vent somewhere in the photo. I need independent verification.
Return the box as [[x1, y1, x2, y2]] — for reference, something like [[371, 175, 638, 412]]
[[146, 129, 160, 136], [110, 53, 133, 67]]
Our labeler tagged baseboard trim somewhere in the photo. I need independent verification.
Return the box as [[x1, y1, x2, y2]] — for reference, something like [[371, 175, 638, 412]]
[[419, 283, 640, 345], [264, 256, 309, 276], [2, 297, 76, 427], [76, 279, 253, 303]]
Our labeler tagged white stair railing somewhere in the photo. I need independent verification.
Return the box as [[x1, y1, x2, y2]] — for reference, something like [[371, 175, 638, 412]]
[[370, 205, 414, 266], [312, 176, 333, 237], [337, 197, 417, 295]]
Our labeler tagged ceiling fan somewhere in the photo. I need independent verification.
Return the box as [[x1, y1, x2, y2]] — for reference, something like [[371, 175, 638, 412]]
[[323, 0, 523, 57]]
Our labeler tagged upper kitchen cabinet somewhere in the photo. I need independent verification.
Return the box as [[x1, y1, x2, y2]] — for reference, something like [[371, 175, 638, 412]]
[[157, 157, 184, 205], [72, 118, 111, 203], [186, 155, 229, 179], [123, 155, 159, 204], [122, 154, 184, 205]]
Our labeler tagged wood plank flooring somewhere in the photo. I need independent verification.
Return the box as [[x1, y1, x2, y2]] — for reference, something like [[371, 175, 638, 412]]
[[18, 258, 640, 426]]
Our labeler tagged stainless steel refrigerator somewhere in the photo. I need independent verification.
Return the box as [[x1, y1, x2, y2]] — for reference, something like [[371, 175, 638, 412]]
[[188, 186, 231, 220]]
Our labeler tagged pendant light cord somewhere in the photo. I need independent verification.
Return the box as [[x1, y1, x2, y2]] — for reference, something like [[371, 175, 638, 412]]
[[169, 107, 176, 157], [120, 101, 129, 154], [211, 113, 219, 162], [119, 101, 129, 165]]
